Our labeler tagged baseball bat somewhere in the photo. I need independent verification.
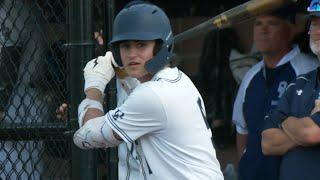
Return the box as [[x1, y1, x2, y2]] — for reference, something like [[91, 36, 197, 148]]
[[115, 0, 297, 77], [174, 0, 298, 43]]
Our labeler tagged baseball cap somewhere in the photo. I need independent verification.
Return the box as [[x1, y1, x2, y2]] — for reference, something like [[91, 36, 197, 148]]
[[308, 0, 320, 17], [270, 5, 297, 24]]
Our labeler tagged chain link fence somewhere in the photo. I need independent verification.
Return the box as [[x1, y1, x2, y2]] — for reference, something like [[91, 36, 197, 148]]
[[0, 0, 117, 179], [0, 0, 70, 179]]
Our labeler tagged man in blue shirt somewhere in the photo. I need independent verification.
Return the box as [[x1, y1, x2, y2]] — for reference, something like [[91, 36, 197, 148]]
[[232, 6, 319, 180], [262, 1, 320, 180]]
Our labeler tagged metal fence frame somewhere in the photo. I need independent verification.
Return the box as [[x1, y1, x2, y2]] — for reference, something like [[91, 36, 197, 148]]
[[0, 0, 118, 179]]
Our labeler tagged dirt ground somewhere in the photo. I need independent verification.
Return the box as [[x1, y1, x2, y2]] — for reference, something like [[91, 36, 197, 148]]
[[216, 142, 238, 169], [215, 137, 238, 180]]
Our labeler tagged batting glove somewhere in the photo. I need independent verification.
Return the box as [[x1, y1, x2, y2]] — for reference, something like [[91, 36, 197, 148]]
[[84, 51, 118, 94]]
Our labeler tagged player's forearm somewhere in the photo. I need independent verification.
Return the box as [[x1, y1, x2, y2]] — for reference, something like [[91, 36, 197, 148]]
[[236, 133, 247, 160], [82, 88, 105, 125], [282, 116, 320, 146], [261, 128, 297, 155], [83, 108, 105, 125], [86, 88, 104, 102]]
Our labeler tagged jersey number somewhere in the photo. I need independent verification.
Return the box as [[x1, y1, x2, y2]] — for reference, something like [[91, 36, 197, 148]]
[[197, 97, 210, 129]]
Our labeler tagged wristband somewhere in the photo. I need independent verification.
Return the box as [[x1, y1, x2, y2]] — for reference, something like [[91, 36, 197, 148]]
[[78, 98, 104, 127]]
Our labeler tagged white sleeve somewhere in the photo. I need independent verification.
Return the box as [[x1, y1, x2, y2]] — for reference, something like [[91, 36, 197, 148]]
[[232, 75, 251, 135], [232, 62, 262, 135], [106, 85, 167, 143], [232, 84, 248, 135]]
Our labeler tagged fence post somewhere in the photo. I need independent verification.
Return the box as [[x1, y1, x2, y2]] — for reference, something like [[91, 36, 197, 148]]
[[67, 0, 96, 179], [105, 1, 119, 179]]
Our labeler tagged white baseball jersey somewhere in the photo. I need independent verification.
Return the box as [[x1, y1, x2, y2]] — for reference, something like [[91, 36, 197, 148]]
[[107, 67, 223, 180], [116, 77, 143, 180]]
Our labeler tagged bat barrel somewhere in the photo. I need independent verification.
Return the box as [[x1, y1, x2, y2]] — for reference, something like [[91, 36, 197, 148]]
[[173, 0, 297, 43]]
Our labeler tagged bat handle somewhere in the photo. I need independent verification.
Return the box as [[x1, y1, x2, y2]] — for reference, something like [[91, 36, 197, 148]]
[[114, 67, 128, 79]]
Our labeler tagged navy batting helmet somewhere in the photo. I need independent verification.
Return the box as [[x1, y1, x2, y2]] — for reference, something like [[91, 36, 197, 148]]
[[109, 1, 174, 75]]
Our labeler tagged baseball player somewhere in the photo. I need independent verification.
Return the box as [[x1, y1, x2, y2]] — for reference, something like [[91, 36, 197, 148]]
[[73, 1, 223, 180], [261, 1, 320, 179], [57, 65, 142, 179]]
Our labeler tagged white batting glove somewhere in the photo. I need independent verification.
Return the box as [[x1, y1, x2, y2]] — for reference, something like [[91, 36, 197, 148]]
[[84, 51, 118, 94]]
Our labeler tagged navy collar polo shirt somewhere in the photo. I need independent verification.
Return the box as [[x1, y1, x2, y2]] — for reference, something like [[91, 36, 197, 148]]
[[264, 67, 320, 180], [233, 46, 319, 180]]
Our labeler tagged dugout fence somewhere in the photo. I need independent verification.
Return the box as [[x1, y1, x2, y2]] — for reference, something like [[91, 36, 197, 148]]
[[0, 0, 117, 179]]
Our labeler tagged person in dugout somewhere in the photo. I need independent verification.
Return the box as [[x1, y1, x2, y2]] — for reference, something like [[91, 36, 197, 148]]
[[233, 5, 319, 180], [262, 0, 320, 179]]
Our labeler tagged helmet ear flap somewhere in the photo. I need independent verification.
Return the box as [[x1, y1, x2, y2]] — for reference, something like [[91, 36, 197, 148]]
[[145, 38, 174, 75]]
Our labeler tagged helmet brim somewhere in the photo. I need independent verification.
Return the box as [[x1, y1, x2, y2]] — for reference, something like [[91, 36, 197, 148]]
[[108, 32, 161, 45]]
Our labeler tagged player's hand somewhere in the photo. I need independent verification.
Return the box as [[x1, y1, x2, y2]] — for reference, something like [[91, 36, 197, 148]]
[[84, 51, 118, 94], [311, 99, 320, 115], [56, 103, 68, 122]]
